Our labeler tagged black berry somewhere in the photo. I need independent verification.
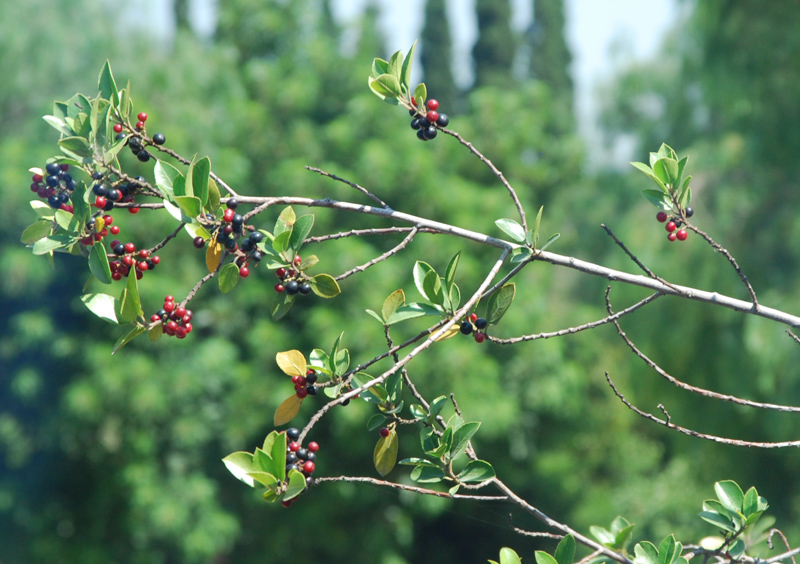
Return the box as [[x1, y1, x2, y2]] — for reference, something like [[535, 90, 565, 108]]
[[226, 198, 239, 210], [286, 428, 300, 441], [286, 280, 300, 295], [152, 132, 166, 145], [685, 207, 694, 218], [423, 126, 437, 140], [299, 282, 311, 295], [460, 321, 473, 335], [475, 318, 488, 330], [436, 113, 449, 127]]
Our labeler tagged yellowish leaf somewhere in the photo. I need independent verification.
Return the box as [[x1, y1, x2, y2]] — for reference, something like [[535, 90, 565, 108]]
[[434, 325, 460, 342], [373, 429, 398, 477], [274, 394, 303, 426], [206, 239, 222, 273], [276, 350, 307, 376]]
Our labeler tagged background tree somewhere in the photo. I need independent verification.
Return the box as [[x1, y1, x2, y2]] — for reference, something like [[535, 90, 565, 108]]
[[527, 0, 574, 123], [471, 0, 517, 88], [421, 0, 459, 107]]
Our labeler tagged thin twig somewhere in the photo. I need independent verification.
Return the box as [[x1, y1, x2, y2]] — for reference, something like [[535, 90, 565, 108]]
[[510, 525, 563, 540], [148, 223, 185, 254], [787, 330, 800, 346], [306, 166, 389, 208], [314, 475, 507, 501], [335, 227, 418, 281], [604, 372, 800, 448], [601, 224, 681, 292], [767, 529, 797, 564], [686, 223, 758, 307], [490, 291, 662, 345], [440, 127, 528, 232], [306, 226, 433, 244], [606, 292, 800, 413]]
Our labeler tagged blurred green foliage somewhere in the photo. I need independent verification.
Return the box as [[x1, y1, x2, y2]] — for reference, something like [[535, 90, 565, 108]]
[[2, 1, 800, 563]]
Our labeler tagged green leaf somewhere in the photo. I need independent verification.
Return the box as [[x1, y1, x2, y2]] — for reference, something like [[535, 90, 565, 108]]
[[554, 534, 576, 564], [365, 309, 383, 323], [149, 324, 162, 342], [119, 267, 142, 323], [254, 447, 278, 477], [174, 195, 202, 219], [98, 61, 119, 102], [374, 429, 399, 476], [58, 136, 92, 158], [698, 510, 735, 533], [449, 422, 480, 461], [495, 218, 526, 243], [449, 283, 461, 310], [633, 541, 659, 564], [590, 526, 615, 546], [88, 241, 112, 284], [486, 283, 516, 325], [284, 469, 307, 501], [154, 160, 181, 199], [173, 173, 186, 198], [310, 274, 341, 298], [369, 74, 403, 101], [298, 254, 318, 271], [272, 230, 291, 254], [275, 206, 296, 236], [510, 247, 533, 264], [532, 205, 544, 247], [413, 83, 427, 108], [371, 57, 389, 79], [500, 548, 523, 564], [401, 41, 416, 89], [367, 414, 388, 432], [535, 551, 558, 564], [658, 535, 678, 564], [413, 261, 436, 299], [288, 214, 314, 252], [192, 156, 210, 207], [653, 157, 679, 185], [222, 452, 257, 487], [381, 289, 405, 323], [676, 156, 688, 188], [410, 465, 445, 483], [246, 471, 279, 489], [206, 178, 220, 212], [422, 269, 444, 306], [614, 524, 635, 550], [457, 460, 495, 483], [715, 480, 745, 513], [274, 394, 303, 426], [43, 115, 72, 136], [32, 235, 70, 255], [269, 431, 287, 481], [679, 186, 692, 210], [81, 293, 120, 324], [631, 161, 669, 193], [387, 302, 441, 325], [271, 291, 295, 320], [388, 50, 403, 82], [21, 220, 53, 245], [444, 252, 461, 294], [642, 189, 673, 210], [333, 346, 350, 377], [727, 539, 746, 559], [540, 233, 560, 252], [219, 263, 240, 293], [742, 487, 760, 517], [111, 325, 145, 355]]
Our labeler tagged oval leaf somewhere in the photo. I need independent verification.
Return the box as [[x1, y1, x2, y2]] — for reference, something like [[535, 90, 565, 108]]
[[222, 452, 257, 487], [272, 291, 295, 320], [715, 480, 744, 513], [500, 548, 523, 564], [456, 460, 495, 483], [276, 350, 307, 377], [486, 283, 516, 325], [535, 552, 558, 564], [374, 430, 399, 477], [310, 274, 341, 298], [274, 394, 303, 426], [382, 289, 406, 322], [495, 218, 526, 243], [21, 220, 53, 244], [81, 293, 119, 324], [554, 534, 576, 564], [206, 239, 223, 273], [88, 241, 112, 284], [219, 263, 240, 293]]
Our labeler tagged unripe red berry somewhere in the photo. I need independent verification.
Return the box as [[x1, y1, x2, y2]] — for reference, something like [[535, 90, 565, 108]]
[[665, 221, 677, 233], [474, 332, 486, 343], [137, 262, 148, 271], [137, 112, 148, 122], [667, 232, 677, 242], [128, 207, 139, 214], [150, 256, 160, 265], [102, 215, 113, 225], [308, 442, 319, 453], [276, 267, 287, 278], [676, 229, 688, 241], [294, 255, 302, 266], [302, 461, 315, 474], [239, 266, 250, 278], [379, 427, 390, 438], [175, 306, 186, 318], [32, 173, 43, 183], [289, 442, 300, 452], [426, 110, 439, 124], [136, 121, 145, 130], [110, 225, 120, 235], [112, 272, 123, 281], [165, 295, 174, 302], [469, 313, 478, 322], [163, 301, 175, 313], [138, 249, 150, 258], [113, 123, 123, 133], [223, 208, 235, 222], [94, 197, 107, 209], [124, 242, 136, 254], [150, 314, 160, 323], [656, 211, 668, 223], [281, 499, 293, 508], [166, 320, 178, 333], [427, 99, 439, 111], [122, 256, 134, 267], [296, 387, 308, 399], [275, 283, 285, 293], [176, 326, 188, 339], [184, 323, 193, 333]]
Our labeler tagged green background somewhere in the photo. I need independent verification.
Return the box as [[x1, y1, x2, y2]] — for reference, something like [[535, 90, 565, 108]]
[[2, 1, 800, 562]]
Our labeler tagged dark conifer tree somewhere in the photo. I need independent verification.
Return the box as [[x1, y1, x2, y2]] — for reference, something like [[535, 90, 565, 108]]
[[421, 0, 458, 105], [528, 0, 574, 107], [471, 0, 516, 88]]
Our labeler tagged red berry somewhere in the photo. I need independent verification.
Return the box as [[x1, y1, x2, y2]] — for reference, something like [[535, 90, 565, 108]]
[[308, 442, 319, 453], [99, 228, 108, 237], [294, 255, 302, 266], [276, 268, 287, 278], [124, 242, 136, 254], [150, 314, 160, 323], [110, 225, 120, 235], [166, 320, 178, 332], [136, 121, 145, 130], [93, 233, 103, 242], [302, 461, 315, 474], [469, 313, 478, 323], [193, 236, 205, 249], [656, 211, 668, 223], [32, 173, 43, 183], [239, 266, 250, 278], [223, 208, 235, 222], [165, 295, 174, 302], [163, 301, 175, 313], [175, 306, 186, 318], [291, 375, 300, 384], [665, 221, 677, 233], [122, 256, 134, 267], [94, 197, 107, 208], [474, 332, 486, 343], [667, 232, 677, 242], [113, 123, 123, 133], [379, 427, 390, 438], [128, 207, 139, 214], [184, 323, 193, 333], [288, 442, 300, 452], [137, 112, 148, 122], [175, 326, 188, 339], [60, 164, 69, 171], [112, 272, 123, 281], [138, 249, 150, 258], [296, 376, 307, 387], [676, 229, 688, 241], [150, 256, 160, 265], [281, 499, 293, 508], [426, 110, 439, 123], [411, 96, 417, 107], [274, 283, 285, 293], [110, 239, 122, 249], [296, 387, 308, 399], [427, 99, 439, 111], [135, 270, 143, 280], [137, 261, 148, 271]]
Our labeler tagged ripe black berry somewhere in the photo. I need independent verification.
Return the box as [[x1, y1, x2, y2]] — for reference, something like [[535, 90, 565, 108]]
[[249, 231, 264, 243], [296, 448, 308, 460], [410, 118, 422, 130], [436, 113, 449, 127], [416, 129, 427, 141], [106, 189, 121, 202], [306, 371, 318, 385], [113, 243, 126, 256], [299, 282, 311, 295], [423, 126, 437, 140], [306, 385, 318, 396], [152, 132, 166, 145], [474, 318, 488, 330], [685, 207, 694, 218], [137, 150, 151, 163], [224, 238, 237, 251], [92, 172, 104, 180], [460, 321, 473, 335], [286, 280, 300, 295], [286, 428, 300, 441], [45, 163, 61, 175], [46, 175, 60, 187], [226, 198, 239, 210], [240, 238, 254, 252], [47, 195, 61, 208], [251, 250, 263, 262], [193, 236, 205, 249], [286, 452, 298, 464]]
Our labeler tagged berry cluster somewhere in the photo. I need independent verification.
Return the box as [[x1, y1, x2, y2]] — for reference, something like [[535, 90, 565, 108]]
[[281, 427, 319, 507], [656, 208, 693, 242], [113, 113, 166, 163], [274, 258, 312, 295], [31, 162, 75, 211], [460, 313, 488, 343], [409, 98, 449, 141], [108, 240, 161, 280], [150, 295, 193, 339], [292, 369, 319, 399], [91, 173, 143, 213]]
